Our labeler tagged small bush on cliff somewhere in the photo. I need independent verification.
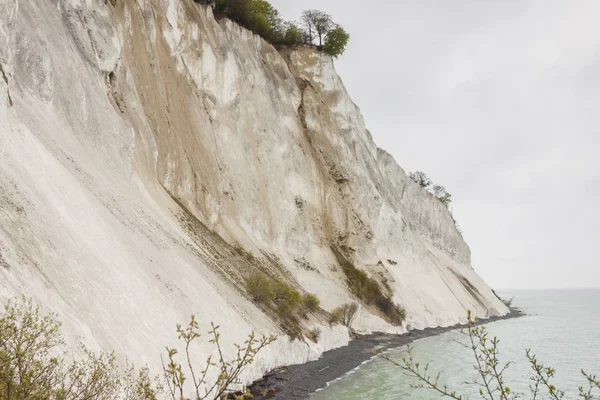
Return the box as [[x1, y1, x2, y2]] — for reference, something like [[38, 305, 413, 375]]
[[330, 307, 344, 325], [302, 293, 321, 313], [433, 184, 452, 207], [245, 274, 322, 338], [245, 272, 275, 303], [273, 280, 302, 316], [408, 171, 432, 188], [409, 170, 453, 209], [331, 247, 406, 326], [330, 302, 358, 329], [307, 328, 321, 343]]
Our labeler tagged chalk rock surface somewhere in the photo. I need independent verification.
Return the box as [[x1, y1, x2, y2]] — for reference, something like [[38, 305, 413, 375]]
[[0, 0, 507, 385]]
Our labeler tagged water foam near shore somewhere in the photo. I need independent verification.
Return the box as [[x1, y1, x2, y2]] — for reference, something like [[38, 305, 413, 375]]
[[248, 309, 524, 399]]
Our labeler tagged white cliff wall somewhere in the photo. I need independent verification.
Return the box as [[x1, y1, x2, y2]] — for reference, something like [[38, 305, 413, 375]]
[[0, 0, 507, 384]]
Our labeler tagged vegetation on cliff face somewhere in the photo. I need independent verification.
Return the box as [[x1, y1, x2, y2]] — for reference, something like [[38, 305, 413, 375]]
[[330, 303, 359, 330], [331, 247, 407, 326], [409, 170, 453, 208], [195, 0, 349, 57], [244, 272, 323, 338]]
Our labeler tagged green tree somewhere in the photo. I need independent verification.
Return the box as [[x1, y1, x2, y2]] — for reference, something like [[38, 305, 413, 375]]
[[209, 2, 349, 55], [248, 12, 271, 38], [252, 0, 280, 29], [301, 10, 333, 47], [276, 22, 303, 46], [213, 0, 228, 14], [225, 0, 252, 24], [324, 24, 350, 58], [214, 0, 283, 41]]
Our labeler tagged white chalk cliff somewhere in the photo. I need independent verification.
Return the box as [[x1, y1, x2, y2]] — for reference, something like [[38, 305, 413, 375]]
[[0, 0, 508, 386]]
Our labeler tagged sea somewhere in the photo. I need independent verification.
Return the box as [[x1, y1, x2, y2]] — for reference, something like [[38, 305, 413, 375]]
[[312, 289, 600, 399]]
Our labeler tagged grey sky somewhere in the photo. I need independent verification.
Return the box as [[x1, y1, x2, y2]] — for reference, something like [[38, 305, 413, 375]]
[[271, 0, 600, 290]]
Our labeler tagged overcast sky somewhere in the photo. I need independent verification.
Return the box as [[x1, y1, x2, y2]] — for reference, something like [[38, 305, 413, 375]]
[[271, 0, 600, 290]]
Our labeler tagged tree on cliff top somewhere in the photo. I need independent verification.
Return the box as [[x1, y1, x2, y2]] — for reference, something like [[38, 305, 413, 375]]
[[324, 24, 350, 58], [203, 1, 350, 56], [220, 0, 279, 39], [276, 21, 303, 46], [433, 184, 452, 207], [409, 171, 432, 188], [409, 171, 453, 208], [301, 10, 333, 47], [301, 10, 350, 57]]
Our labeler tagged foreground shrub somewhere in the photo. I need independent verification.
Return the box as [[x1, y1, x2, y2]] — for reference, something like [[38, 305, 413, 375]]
[[163, 316, 276, 400], [0, 297, 160, 400], [378, 310, 600, 399], [0, 297, 276, 400]]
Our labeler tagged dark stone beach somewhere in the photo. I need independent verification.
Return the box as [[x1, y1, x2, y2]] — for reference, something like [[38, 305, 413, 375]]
[[248, 309, 524, 399]]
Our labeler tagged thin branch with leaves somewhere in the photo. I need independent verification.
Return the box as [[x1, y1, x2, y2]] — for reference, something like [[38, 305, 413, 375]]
[[162, 316, 276, 400]]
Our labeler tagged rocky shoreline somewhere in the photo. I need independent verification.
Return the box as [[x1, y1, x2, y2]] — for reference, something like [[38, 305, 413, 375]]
[[247, 309, 525, 399]]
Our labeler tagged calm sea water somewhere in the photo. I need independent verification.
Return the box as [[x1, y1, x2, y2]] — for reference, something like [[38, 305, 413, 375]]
[[312, 289, 600, 399]]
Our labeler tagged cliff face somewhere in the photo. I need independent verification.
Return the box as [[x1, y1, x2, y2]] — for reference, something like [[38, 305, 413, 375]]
[[0, 0, 507, 383]]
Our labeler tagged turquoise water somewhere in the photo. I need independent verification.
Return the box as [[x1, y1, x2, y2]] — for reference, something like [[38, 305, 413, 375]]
[[312, 290, 600, 399]]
